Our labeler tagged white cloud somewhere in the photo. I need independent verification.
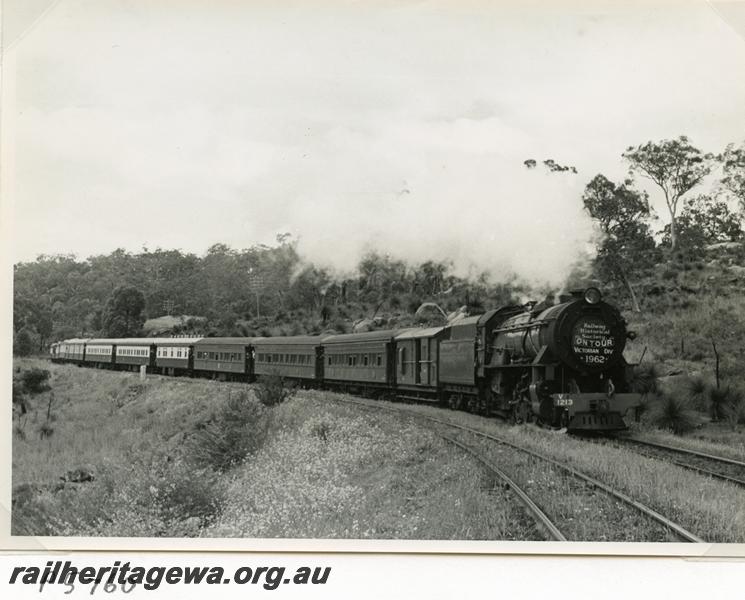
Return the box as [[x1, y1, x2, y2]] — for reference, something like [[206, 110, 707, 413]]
[[7, 0, 745, 288]]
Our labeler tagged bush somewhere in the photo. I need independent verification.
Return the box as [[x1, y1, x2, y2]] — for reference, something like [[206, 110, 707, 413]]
[[13, 329, 34, 357], [153, 461, 224, 522], [254, 373, 297, 407], [709, 385, 743, 428], [649, 393, 698, 435], [20, 368, 51, 395], [186, 391, 267, 471], [685, 376, 708, 411], [631, 363, 660, 395]]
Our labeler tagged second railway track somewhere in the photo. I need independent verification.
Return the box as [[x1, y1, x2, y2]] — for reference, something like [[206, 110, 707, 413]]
[[609, 437, 745, 489]]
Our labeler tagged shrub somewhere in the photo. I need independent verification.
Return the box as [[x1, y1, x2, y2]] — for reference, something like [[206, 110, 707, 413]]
[[186, 391, 267, 471], [20, 368, 52, 395], [254, 373, 297, 407], [331, 318, 348, 333], [685, 376, 708, 411], [13, 329, 34, 357], [308, 418, 332, 442], [649, 393, 698, 435], [631, 363, 660, 395], [153, 461, 224, 523], [709, 385, 743, 428]]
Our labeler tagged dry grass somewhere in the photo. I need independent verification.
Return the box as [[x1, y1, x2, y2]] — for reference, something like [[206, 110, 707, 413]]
[[207, 393, 540, 540], [638, 427, 745, 462], [12, 358, 266, 536], [355, 398, 745, 543], [13, 360, 540, 540]]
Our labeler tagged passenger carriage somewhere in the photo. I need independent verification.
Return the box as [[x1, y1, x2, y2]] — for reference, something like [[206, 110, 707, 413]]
[[193, 337, 258, 380], [154, 338, 203, 375], [83, 339, 115, 367], [253, 336, 323, 382], [112, 338, 156, 371], [57, 338, 89, 363], [321, 329, 410, 392]]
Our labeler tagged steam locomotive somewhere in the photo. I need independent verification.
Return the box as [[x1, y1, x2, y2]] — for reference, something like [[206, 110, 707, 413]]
[[50, 287, 641, 432]]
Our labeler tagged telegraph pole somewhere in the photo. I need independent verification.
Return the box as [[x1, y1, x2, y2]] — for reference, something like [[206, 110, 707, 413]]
[[248, 270, 265, 318]]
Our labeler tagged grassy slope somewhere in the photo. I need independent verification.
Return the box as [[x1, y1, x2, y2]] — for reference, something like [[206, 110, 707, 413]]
[[620, 247, 745, 380], [12, 360, 536, 540]]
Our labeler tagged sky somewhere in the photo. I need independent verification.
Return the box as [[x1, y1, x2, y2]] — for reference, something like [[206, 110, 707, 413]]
[[4, 0, 745, 286]]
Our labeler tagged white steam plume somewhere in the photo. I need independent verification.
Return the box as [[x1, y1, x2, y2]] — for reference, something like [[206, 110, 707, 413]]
[[261, 114, 595, 288]]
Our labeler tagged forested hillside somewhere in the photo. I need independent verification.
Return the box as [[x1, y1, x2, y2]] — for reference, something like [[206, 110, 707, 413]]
[[13, 237, 527, 350], [13, 136, 745, 396]]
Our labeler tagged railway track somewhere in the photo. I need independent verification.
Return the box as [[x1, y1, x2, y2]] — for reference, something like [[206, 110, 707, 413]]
[[440, 435, 567, 541], [611, 437, 745, 489], [332, 395, 705, 543]]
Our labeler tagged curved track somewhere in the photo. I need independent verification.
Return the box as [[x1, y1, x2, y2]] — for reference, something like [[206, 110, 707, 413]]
[[334, 396, 705, 543], [440, 435, 566, 541]]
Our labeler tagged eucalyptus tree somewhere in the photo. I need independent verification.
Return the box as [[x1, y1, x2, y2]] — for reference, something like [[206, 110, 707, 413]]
[[623, 136, 712, 250]]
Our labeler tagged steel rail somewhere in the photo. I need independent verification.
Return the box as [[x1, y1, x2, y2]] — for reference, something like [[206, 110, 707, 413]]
[[438, 435, 567, 541], [344, 398, 567, 541], [334, 396, 705, 543], [623, 437, 745, 468], [610, 438, 745, 489]]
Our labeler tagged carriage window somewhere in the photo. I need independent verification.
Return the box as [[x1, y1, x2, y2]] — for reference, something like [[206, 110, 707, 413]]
[[363, 355, 369, 366], [400, 347, 406, 374]]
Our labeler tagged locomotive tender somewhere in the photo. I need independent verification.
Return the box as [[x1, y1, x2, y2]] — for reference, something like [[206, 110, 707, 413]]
[[50, 288, 641, 432]]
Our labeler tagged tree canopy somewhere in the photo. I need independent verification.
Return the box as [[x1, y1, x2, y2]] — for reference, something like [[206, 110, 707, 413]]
[[582, 174, 658, 310], [623, 136, 712, 249], [102, 286, 146, 337], [720, 141, 745, 210], [660, 195, 743, 250]]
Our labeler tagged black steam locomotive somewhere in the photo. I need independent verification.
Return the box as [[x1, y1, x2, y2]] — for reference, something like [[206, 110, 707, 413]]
[[51, 288, 641, 432]]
